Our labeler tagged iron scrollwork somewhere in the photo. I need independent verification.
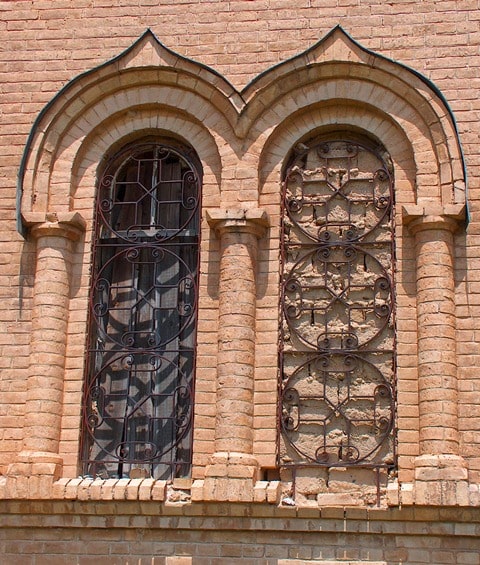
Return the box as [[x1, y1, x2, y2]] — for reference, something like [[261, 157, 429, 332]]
[[280, 139, 395, 468], [82, 143, 201, 480]]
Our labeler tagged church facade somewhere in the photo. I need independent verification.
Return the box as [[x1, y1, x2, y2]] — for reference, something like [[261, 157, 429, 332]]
[[1, 1, 480, 562]]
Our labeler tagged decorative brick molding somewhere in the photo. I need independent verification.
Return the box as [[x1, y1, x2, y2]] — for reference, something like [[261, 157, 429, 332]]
[[7, 213, 86, 484], [0, 474, 283, 505], [202, 209, 269, 501], [1, 497, 480, 562], [6, 19, 472, 508], [403, 204, 467, 505]]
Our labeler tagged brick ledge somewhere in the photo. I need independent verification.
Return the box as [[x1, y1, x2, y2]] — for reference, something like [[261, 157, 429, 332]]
[[0, 476, 282, 504]]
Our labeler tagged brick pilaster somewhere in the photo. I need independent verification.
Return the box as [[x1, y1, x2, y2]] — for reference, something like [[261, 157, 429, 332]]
[[403, 204, 468, 505], [7, 213, 85, 493], [198, 209, 269, 501]]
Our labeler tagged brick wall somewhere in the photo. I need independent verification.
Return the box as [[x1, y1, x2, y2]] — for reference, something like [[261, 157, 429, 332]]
[[1, 0, 480, 561], [1, 502, 480, 565]]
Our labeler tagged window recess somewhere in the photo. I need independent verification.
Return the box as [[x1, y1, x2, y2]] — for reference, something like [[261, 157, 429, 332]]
[[279, 138, 396, 471], [81, 142, 201, 480]]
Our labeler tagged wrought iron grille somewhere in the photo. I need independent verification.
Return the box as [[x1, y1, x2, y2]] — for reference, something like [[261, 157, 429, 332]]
[[81, 142, 201, 480], [280, 139, 395, 469]]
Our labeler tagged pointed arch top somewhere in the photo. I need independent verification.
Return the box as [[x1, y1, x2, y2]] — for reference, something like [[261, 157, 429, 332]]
[[17, 26, 467, 236], [245, 26, 467, 215], [16, 29, 242, 236]]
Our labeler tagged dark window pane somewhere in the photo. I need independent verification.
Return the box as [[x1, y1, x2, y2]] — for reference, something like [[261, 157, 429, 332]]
[[82, 142, 201, 480]]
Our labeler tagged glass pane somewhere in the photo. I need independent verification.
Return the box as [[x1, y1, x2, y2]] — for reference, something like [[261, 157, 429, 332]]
[[82, 143, 201, 480]]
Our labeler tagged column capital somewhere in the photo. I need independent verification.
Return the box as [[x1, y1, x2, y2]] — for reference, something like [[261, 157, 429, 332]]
[[23, 211, 86, 241], [402, 204, 466, 235], [206, 208, 269, 239]]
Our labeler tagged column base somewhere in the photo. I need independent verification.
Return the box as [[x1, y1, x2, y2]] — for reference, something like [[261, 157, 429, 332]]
[[5, 451, 63, 499], [413, 454, 469, 505], [197, 452, 259, 502]]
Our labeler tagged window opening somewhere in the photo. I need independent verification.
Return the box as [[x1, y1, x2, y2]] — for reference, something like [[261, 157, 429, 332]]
[[279, 138, 396, 470], [81, 142, 201, 480]]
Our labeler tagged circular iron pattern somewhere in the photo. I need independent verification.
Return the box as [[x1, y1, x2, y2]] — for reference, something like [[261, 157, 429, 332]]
[[84, 352, 193, 464], [91, 245, 197, 350], [281, 354, 394, 466], [280, 139, 395, 469], [283, 245, 393, 350], [83, 142, 200, 480]]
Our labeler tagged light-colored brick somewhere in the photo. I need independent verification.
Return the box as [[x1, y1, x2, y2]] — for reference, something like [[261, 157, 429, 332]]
[[2, 0, 480, 559]]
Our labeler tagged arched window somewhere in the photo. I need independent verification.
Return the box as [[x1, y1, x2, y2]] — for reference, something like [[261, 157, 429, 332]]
[[279, 136, 396, 471], [81, 141, 201, 480]]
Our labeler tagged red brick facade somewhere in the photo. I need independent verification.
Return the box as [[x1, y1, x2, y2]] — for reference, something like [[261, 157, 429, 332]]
[[2, 1, 480, 562]]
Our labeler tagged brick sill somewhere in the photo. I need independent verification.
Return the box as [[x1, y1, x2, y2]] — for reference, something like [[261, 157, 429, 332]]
[[0, 476, 282, 504]]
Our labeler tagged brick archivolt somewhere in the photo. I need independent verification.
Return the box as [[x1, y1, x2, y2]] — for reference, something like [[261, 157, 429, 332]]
[[249, 72, 461, 202], [26, 94, 227, 216], [19, 34, 238, 223], [18, 26, 465, 227], [243, 27, 464, 207], [68, 107, 223, 213], [257, 101, 415, 200], [14, 25, 468, 504]]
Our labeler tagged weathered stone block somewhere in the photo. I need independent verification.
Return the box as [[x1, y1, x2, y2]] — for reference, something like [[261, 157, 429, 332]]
[[64, 478, 83, 500], [253, 480, 268, 502], [151, 480, 167, 502], [113, 478, 130, 500], [266, 481, 282, 504], [101, 479, 119, 500], [190, 480, 204, 502], [138, 478, 155, 500]]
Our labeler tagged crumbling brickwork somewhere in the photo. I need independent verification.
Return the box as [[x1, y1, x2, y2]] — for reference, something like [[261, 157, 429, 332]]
[[279, 139, 395, 504], [1, 0, 480, 561]]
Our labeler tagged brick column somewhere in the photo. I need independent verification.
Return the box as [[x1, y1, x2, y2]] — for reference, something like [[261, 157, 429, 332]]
[[403, 204, 468, 505], [7, 213, 85, 495], [200, 209, 268, 501]]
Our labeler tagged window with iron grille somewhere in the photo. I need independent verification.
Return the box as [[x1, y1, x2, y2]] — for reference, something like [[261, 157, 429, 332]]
[[279, 136, 396, 471], [81, 141, 201, 480]]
